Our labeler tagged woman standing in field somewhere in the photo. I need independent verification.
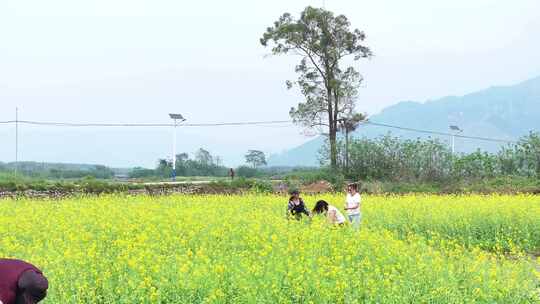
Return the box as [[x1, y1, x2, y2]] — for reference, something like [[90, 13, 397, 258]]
[[344, 183, 362, 229], [286, 189, 310, 220], [312, 200, 346, 225]]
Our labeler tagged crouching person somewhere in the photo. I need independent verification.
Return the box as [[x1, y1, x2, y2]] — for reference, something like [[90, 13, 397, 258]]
[[312, 200, 346, 226], [286, 189, 310, 220], [0, 259, 48, 304]]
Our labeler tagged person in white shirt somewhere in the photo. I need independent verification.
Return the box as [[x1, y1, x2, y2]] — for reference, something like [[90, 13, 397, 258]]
[[312, 200, 346, 225], [344, 183, 361, 229]]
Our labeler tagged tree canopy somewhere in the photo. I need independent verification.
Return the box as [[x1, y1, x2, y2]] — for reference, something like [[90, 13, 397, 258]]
[[261, 6, 372, 169], [245, 150, 267, 168]]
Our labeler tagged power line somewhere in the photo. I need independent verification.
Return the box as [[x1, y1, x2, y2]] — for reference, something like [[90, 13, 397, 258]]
[[0, 118, 519, 144], [0, 120, 293, 127], [361, 121, 517, 144], [185, 121, 293, 127]]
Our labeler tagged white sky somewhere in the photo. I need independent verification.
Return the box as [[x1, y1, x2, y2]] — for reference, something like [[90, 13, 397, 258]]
[[1, 0, 539, 167]]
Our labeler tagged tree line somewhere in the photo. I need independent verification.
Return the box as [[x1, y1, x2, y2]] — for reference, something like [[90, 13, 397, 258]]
[[324, 132, 540, 182], [129, 148, 267, 179], [0, 162, 115, 179]]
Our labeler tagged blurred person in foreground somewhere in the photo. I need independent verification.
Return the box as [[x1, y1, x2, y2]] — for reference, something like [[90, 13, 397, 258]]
[[0, 259, 48, 304]]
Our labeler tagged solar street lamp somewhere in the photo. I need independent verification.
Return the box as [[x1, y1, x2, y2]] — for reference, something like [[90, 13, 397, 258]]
[[169, 113, 186, 181], [449, 125, 463, 154]]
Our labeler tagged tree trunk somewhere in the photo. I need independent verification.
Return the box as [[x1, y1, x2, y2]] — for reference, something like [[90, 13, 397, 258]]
[[331, 81, 340, 171], [327, 86, 338, 170], [329, 127, 337, 170], [345, 129, 349, 172], [536, 153, 540, 178]]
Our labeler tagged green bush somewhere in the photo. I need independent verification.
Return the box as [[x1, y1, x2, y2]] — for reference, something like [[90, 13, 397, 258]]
[[326, 172, 345, 192], [250, 180, 273, 193], [236, 166, 260, 178]]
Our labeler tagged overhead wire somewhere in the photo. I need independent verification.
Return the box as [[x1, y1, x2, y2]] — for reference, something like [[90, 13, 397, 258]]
[[0, 118, 519, 144]]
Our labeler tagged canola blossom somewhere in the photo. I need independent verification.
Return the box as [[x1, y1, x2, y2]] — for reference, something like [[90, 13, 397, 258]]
[[0, 194, 539, 303]]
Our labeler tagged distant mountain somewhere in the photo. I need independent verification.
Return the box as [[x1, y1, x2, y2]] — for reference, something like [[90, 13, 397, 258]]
[[268, 76, 540, 167]]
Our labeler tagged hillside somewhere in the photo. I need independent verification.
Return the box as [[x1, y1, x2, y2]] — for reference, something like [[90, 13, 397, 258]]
[[268, 76, 540, 166]]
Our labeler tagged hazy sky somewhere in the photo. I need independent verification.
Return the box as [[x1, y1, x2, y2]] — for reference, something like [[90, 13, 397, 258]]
[[1, 0, 540, 167]]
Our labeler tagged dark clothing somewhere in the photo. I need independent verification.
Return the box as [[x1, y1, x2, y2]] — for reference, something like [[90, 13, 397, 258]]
[[0, 259, 48, 304], [287, 199, 310, 220]]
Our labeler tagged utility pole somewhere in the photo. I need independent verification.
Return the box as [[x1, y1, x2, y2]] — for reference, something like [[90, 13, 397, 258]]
[[449, 125, 463, 154], [173, 120, 176, 180], [169, 113, 186, 181], [15, 107, 19, 175]]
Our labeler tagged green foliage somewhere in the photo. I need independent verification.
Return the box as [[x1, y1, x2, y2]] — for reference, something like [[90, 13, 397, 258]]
[[321, 132, 540, 183], [79, 177, 119, 194], [0, 173, 56, 192], [250, 180, 273, 193], [452, 150, 498, 179], [235, 166, 260, 178], [501, 132, 540, 178], [244, 150, 267, 168], [328, 135, 452, 182], [0, 162, 115, 180], [283, 168, 345, 192], [132, 148, 229, 179], [206, 178, 272, 194], [284, 169, 326, 185], [261, 6, 372, 169], [0, 173, 144, 194], [229, 177, 251, 189], [129, 167, 157, 179], [325, 171, 346, 192]]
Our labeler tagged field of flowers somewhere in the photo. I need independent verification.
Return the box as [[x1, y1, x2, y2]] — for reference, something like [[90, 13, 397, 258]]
[[0, 194, 539, 303]]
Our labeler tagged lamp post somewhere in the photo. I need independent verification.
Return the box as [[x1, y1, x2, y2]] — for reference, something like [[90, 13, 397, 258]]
[[15, 107, 18, 175], [169, 113, 186, 181], [449, 125, 463, 154]]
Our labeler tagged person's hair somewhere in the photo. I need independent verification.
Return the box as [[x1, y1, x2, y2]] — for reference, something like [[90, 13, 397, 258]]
[[17, 270, 48, 303], [312, 200, 329, 214], [289, 189, 300, 201], [348, 183, 359, 191]]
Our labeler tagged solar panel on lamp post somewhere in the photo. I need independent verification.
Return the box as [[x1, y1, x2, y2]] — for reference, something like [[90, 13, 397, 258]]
[[169, 113, 186, 181], [449, 125, 463, 154]]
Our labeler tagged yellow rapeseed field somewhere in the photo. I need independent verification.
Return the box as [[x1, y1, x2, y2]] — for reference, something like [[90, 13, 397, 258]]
[[0, 194, 539, 303]]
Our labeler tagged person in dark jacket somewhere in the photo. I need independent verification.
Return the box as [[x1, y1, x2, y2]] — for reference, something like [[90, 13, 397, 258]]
[[0, 259, 48, 304], [286, 189, 310, 220]]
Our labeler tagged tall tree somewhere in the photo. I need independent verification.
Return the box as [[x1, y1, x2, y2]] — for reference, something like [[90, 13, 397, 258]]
[[245, 150, 267, 168], [515, 132, 540, 178], [195, 148, 213, 166], [175, 153, 189, 175], [156, 158, 172, 177], [261, 6, 371, 169]]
